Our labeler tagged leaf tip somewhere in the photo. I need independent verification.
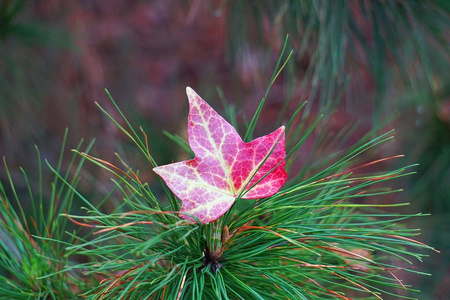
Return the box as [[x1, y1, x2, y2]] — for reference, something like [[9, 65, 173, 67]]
[[186, 86, 195, 97]]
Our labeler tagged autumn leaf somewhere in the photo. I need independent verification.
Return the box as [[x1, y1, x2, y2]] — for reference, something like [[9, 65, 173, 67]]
[[153, 87, 287, 224]]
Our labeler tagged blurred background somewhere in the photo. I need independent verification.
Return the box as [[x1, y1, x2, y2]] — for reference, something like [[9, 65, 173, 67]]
[[0, 1, 448, 298]]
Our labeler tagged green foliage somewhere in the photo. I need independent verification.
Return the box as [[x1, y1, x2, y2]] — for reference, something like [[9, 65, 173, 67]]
[[56, 80, 435, 298], [0, 91, 436, 298], [0, 130, 95, 299]]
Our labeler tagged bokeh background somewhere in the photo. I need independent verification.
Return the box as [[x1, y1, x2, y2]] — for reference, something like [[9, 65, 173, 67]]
[[1, 1, 449, 298]]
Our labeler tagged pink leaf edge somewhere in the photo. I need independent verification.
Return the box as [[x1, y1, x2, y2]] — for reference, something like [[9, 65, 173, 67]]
[[153, 87, 287, 224]]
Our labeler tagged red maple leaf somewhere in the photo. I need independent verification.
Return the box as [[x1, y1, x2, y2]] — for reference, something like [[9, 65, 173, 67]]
[[153, 87, 287, 224]]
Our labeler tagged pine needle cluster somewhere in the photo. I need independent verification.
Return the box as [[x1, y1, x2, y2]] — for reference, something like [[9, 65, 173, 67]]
[[0, 45, 437, 300]]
